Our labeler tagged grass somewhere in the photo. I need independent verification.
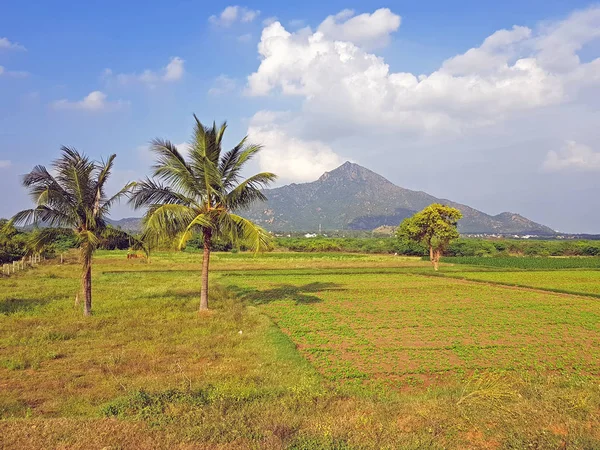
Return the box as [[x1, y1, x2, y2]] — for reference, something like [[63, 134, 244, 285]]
[[442, 256, 600, 270], [1, 250, 599, 448], [441, 270, 600, 297]]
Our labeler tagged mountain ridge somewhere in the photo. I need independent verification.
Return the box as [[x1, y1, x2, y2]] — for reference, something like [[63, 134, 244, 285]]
[[107, 162, 556, 235], [242, 162, 555, 234]]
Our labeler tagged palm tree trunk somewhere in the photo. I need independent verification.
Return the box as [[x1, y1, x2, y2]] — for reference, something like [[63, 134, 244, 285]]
[[82, 263, 92, 316], [200, 228, 212, 311]]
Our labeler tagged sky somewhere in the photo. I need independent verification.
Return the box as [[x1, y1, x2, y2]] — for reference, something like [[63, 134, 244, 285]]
[[1, 0, 599, 233]]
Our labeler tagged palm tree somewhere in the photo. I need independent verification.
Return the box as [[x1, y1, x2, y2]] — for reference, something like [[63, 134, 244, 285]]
[[129, 116, 276, 311], [9, 147, 133, 315]]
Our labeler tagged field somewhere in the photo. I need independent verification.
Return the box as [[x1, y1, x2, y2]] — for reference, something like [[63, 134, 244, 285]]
[[442, 256, 600, 270], [1, 251, 599, 449]]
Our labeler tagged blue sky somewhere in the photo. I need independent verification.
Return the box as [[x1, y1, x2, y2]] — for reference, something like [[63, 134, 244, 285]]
[[1, 1, 599, 232]]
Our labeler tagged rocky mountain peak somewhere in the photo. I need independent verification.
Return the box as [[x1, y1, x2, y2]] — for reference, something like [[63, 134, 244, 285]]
[[318, 161, 392, 185]]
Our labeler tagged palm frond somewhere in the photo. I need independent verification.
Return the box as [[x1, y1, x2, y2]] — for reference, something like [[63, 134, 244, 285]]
[[28, 228, 65, 253], [129, 178, 194, 209], [99, 181, 136, 217], [9, 206, 75, 229], [9, 209, 40, 228], [150, 138, 202, 198], [191, 116, 224, 165], [93, 154, 117, 214], [133, 115, 275, 259], [53, 147, 95, 207], [218, 212, 272, 253], [219, 137, 247, 183], [225, 172, 277, 210], [178, 212, 213, 249], [76, 229, 101, 250], [23, 165, 75, 209], [222, 144, 263, 189], [142, 203, 197, 239]]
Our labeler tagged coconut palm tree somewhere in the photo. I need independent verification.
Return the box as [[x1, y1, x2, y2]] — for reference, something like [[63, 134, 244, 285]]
[[9, 147, 133, 315], [129, 116, 276, 311]]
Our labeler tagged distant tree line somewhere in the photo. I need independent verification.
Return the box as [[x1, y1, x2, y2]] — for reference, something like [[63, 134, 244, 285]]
[[274, 236, 600, 257], [0, 219, 256, 265], [0, 219, 137, 264], [5, 220, 600, 267]]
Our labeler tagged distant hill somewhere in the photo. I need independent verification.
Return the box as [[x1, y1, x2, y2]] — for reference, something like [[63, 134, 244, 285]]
[[106, 217, 142, 232], [243, 162, 556, 235], [105, 162, 556, 235]]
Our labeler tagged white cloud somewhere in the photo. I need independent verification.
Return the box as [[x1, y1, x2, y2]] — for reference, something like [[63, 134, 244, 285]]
[[317, 8, 401, 49], [263, 16, 278, 26], [543, 141, 600, 172], [163, 57, 185, 81], [0, 37, 26, 51], [535, 7, 600, 72], [247, 7, 600, 136], [104, 57, 185, 88], [208, 75, 237, 96], [441, 25, 532, 76], [248, 111, 344, 182], [0, 160, 11, 169], [209, 6, 260, 27], [0, 65, 29, 78], [241, 8, 260, 23], [52, 91, 127, 112], [242, 4, 600, 199]]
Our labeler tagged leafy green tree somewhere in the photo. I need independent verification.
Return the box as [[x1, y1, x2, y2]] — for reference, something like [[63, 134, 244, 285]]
[[397, 204, 462, 270], [129, 116, 276, 311], [0, 219, 28, 264], [9, 147, 133, 315]]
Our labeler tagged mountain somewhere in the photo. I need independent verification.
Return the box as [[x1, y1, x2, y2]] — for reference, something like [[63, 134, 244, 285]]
[[243, 162, 555, 235], [107, 217, 142, 232]]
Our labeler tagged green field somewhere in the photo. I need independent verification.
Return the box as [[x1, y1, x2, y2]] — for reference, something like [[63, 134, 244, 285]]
[[442, 256, 600, 270], [1, 251, 599, 449], [442, 270, 600, 297]]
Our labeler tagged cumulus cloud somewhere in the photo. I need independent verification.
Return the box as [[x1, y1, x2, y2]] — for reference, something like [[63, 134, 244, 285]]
[[535, 7, 600, 72], [0, 37, 26, 51], [247, 111, 344, 182], [317, 8, 401, 49], [52, 91, 127, 112], [241, 5, 600, 194], [441, 25, 532, 75], [209, 6, 260, 27], [262, 16, 278, 26], [208, 75, 237, 96], [543, 141, 600, 172], [0, 160, 11, 169], [104, 57, 185, 88], [247, 7, 600, 136]]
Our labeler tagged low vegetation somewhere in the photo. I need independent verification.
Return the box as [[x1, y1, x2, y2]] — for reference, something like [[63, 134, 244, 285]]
[[443, 255, 600, 270], [274, 236, 600, 257], [1, 251, 599, 448]]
